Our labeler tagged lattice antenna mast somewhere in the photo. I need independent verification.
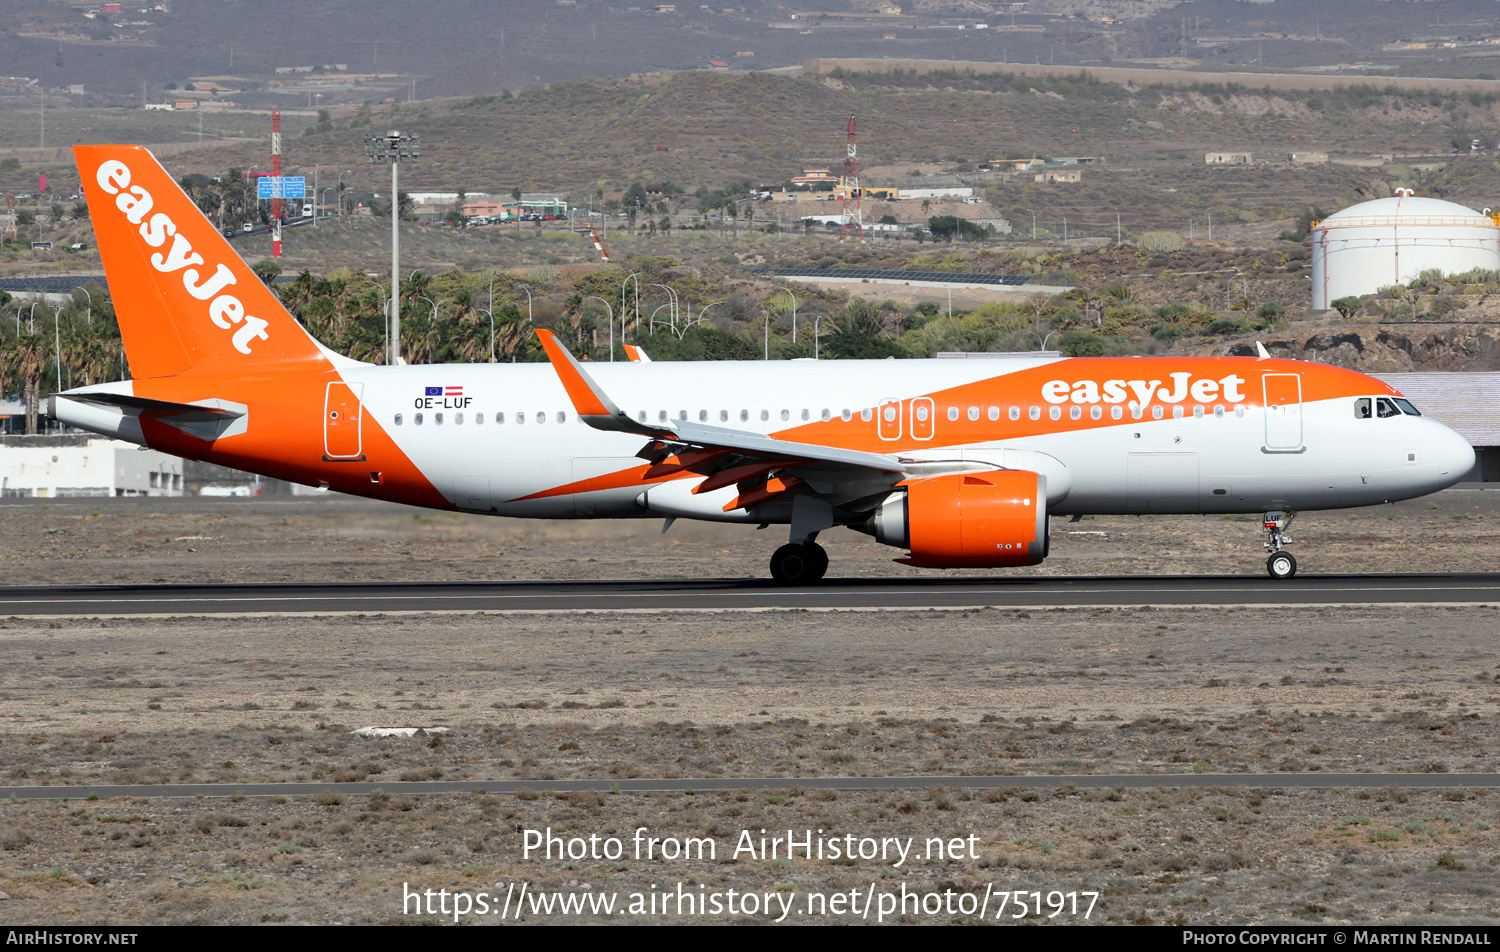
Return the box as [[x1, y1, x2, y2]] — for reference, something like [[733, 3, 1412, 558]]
[[271, 109, 282, 257], [840, 115, 863, 242]]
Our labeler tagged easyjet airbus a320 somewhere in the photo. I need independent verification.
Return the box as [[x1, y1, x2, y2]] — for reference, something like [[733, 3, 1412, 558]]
[[49, 146, 1476, 581]]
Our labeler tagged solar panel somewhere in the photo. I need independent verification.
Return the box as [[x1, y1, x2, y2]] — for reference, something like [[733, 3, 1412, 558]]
[[747, 268, 1032, 286]]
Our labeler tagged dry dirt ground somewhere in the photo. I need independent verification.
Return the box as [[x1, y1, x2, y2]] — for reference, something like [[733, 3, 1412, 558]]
[[1, 491, 1499, 925]]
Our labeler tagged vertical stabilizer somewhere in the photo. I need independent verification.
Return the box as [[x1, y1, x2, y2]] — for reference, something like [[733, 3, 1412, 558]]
[[74, 144, 327, 378]]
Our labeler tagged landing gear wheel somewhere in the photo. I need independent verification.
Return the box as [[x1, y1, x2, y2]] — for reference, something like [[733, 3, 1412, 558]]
[[770, 543, 826, 584], [1266, 551, 1297, 580], [804, 542, 829, 581]]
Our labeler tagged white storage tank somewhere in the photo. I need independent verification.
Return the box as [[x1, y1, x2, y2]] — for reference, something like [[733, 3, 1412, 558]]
[[1310, 191, 1500, 309]]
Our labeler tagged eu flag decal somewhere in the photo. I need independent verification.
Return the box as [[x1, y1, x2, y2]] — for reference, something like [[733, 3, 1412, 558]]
[[425, 386, 443, 396]]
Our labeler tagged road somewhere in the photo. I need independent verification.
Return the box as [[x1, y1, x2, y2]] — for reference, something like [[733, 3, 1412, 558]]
[[4, 573, 1500, 616], [3, 772, 1498, 801]]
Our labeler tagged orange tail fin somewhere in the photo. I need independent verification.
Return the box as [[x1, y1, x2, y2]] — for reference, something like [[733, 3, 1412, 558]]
[[75, 145, 326, 379]]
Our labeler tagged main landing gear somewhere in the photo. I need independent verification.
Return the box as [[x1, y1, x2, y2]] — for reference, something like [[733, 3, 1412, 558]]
[[1263, 510, 1297, 580], [770, 542, 829, 583]]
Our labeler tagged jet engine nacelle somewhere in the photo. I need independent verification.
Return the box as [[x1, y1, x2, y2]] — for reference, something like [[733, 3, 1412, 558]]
[[870, 470, 1048, 568]]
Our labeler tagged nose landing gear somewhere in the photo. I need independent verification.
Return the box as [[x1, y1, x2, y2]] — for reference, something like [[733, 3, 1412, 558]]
[[1263, 511, 1297, 579]]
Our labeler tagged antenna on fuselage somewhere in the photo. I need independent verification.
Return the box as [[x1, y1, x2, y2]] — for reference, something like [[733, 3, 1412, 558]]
[[1255, 341, 1271, 359]]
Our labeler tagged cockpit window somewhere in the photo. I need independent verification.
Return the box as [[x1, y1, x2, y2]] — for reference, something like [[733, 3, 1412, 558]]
[[1354, 398, 1371, 419], [1376, 397, 1402, 419], [1393, 398, 1421, 416]]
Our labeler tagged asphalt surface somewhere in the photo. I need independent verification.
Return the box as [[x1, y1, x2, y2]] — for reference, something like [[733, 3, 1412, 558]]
[[3, 773, 1497, 801], [3, 573, 1500, 616]]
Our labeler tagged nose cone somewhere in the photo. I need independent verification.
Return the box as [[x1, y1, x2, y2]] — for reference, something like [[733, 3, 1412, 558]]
[[1437, 424, 1476, 486]]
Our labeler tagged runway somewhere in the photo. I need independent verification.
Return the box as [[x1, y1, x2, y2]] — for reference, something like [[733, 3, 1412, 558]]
[[3, 773, 1498, 801], [4, 572, 1500, 616]]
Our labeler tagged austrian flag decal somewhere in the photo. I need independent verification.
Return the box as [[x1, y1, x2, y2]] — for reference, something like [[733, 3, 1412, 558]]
[[417, 386, 471, 409]]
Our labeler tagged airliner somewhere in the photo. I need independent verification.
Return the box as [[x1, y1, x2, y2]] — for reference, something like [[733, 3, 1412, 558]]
[[48, 145, 1476, 582]]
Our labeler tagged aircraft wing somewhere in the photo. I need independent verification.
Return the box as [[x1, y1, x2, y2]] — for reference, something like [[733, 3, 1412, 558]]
[[536, 329, 906, 510]]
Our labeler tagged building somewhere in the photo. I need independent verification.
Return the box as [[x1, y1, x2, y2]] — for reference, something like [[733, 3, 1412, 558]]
[[0, 435, 183, 498], [735, 51, 755, 57], [172, 99, 197, 111], [1034, 169, 1082, 184], [900, 186, 975, 200], [1205, 151, 1252, 164], [1291, 152, 1330, 165]]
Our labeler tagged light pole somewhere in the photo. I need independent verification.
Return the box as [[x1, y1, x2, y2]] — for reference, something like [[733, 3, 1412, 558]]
[[648, 303, 671, 335], [586, 296, 615, 360], [621, 271, 641, 340], [650, 284, 678, 334], [517, 285, 533, 324], [52, 305, 64, 393], [778, 286, 798, 344], [812, 314, 824, 359], [311, 165, 320, 227], [72, 286, 91, 326], [479, 307, 495, 362], [364, 131, 419, 365], [696, 300, 726, 327]]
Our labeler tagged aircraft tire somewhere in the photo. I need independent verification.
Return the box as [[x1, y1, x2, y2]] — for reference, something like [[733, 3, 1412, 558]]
[[1266, 551, 1297, 580], [770, 543, 820, 584], [804, 542, 829, 581]]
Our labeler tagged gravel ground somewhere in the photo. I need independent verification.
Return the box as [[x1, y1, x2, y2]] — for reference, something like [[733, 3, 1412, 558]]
[[1, 490, 1499, 925]]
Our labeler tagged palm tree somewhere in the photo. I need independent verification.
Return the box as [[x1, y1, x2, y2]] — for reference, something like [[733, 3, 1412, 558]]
[[10, 334, 47, 434]]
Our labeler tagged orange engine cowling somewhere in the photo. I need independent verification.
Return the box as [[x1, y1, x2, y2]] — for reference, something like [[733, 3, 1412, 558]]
[[871, 470, 1049, 569]]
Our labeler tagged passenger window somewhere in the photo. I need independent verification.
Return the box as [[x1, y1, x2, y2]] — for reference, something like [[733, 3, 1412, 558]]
[[394, 413, 403, 426], [496, 412, 505, 424], [700, 410, 708, 422], [1049, 407, 1061, 421], [1091, 406, 1102, 420], [821, 409, 831, 421], [988, 406, 1000, 421], [1213, 406, 1223, 417], [1029, 406, 1041, 421], [720, 410, 729, 422], [659, 410, 668, 422], [536, 411, 546, 424], [435, 412, 444, 425], [741, 410, 750, 422], [455, 412, 464, 425], [476, 413, 484, 424], [801, 409, 810, 421], [1192, 406, 1203, 418], [517, 412, 525, 424], [1355, 398, 1371, 419], [858, 408, 869, 422], [1376, 397, 1400, 419], [915, 405, 929, 422], [1069, 406, 1081, 420], [780, 409, 790, 422], [1111, 406, 1123, 420], [557, 411, 566, 423], [639, 411, 647, 422], [761, 410, 769, 422], [947, 407, 959, 422], [1008, 406, 1020, 421]]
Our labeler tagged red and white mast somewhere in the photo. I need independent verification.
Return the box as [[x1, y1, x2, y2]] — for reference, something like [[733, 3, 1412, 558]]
[[840, 115, 863, 243], [271, 109, 282, 257]]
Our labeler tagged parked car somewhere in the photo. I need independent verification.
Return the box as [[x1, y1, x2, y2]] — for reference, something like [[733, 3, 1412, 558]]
[[242, 222, 254, 233]]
